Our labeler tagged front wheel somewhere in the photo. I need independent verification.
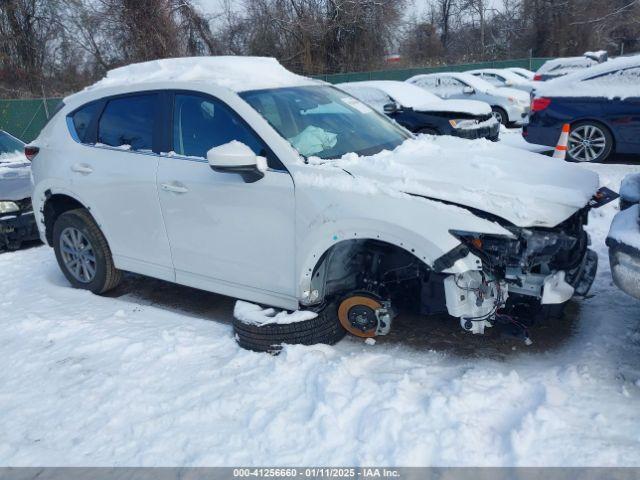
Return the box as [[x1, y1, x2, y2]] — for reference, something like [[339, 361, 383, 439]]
[[53, 208, 122, 294], [491, 106, 508, 126], [567, 121, 613, 163]]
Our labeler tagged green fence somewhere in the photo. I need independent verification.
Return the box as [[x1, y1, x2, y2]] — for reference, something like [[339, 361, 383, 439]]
[[0, 98, 63, 143], [314, 57, 552, 83], [0, 57, 552, 143]]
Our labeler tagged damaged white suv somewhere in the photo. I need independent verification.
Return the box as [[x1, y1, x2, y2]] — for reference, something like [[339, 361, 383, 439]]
[[30, 57, 612, 351]]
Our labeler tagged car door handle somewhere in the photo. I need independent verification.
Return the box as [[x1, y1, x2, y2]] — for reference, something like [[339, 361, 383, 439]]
[[71, 163, 93, 175], [160, 182, 189, 194]]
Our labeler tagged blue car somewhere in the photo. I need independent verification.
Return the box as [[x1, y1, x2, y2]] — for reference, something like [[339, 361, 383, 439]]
[[524, 55, 640, 163]]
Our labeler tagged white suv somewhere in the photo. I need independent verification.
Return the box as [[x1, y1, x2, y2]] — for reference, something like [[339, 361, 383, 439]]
[[30, 57, 607, 350]]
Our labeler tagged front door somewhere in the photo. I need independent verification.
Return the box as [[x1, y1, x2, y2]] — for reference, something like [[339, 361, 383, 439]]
[[156, 93, 296, 307]]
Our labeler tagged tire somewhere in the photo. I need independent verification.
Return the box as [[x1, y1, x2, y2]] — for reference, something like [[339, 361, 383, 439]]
[[567, 121, 613, 163], [233, 301, 346, 353], [53, 208, 122, 294], [491, 106, 508, 126]]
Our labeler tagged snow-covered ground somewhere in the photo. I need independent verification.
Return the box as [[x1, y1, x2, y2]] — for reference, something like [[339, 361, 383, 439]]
[[1, 156, 639, 466]]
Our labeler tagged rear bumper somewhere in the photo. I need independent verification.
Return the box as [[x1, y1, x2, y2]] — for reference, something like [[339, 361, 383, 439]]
[[522, 123, 561, 147], [506, 105, 530, 125], [0, 211, 40, 251]]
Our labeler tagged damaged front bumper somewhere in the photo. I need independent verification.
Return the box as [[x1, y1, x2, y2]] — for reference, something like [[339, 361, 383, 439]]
[[444, 207, 601, 324], [0, 207, 40, 251]]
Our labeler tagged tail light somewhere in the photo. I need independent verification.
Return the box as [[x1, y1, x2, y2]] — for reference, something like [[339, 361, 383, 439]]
[[531, 97, 551, 112], [534, 74, 543, 81], [24, 146, 39, 161]]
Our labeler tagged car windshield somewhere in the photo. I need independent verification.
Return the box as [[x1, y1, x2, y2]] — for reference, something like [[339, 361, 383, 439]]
[[240, 85, 410, 159], [0, 131, 25, 156]]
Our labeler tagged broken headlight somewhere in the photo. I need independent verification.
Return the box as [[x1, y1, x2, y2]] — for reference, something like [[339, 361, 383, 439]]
[[450, 230, 522, 271]]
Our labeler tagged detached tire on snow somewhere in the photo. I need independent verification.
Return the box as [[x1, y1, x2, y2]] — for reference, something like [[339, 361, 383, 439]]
[[233, 302, 346, 354]]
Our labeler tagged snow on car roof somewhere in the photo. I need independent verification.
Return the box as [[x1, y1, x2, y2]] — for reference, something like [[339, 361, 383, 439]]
[[408, 71, 496, 92], [535, 54, 640, 99], [467, 68, 529, 83], [338, 80, 491, 116], [83, 56, 320, 95], [536, 56, 599, 74]]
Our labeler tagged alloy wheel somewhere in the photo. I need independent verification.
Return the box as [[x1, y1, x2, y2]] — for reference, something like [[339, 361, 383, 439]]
[[568, 124, 607, 162], [59, 227, 97, 283]]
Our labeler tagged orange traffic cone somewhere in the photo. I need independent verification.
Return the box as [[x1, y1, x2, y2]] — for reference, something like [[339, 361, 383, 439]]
[[553, 123, 571, 160]]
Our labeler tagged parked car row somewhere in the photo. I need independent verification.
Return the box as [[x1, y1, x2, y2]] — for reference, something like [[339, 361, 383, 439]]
[[0, 130, 39, 251]]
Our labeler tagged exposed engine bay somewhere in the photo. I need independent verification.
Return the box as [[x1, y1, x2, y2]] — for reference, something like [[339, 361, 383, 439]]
[[309, 200, 610, 341]]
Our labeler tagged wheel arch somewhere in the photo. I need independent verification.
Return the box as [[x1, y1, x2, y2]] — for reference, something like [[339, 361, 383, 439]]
[[42, 192, 96, 246], [569, 118, 617, 154]]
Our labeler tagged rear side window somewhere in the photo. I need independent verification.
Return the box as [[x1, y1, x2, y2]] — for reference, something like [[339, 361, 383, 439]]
[[71, 102, 100, 143], [98, 94, 156, 151]]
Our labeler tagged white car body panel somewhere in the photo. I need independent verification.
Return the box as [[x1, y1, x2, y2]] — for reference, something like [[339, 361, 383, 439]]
[[467, 68, 536, 93], [30, 57, 601, 316], [406, 72, 531, 125]]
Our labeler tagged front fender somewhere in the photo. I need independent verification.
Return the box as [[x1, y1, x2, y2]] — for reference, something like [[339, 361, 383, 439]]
[[293, 167, 512, 299]]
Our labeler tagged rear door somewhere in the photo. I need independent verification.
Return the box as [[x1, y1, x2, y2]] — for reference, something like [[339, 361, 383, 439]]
[[68, 92, 173, 280], [156, 92, 296, 305]]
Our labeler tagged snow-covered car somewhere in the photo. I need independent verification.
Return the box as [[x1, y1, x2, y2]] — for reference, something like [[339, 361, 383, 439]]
[[29, 56, 610, 351], [534, 51, 608, 81], [525, 55, 640, 163], [406, 72, 531, 126], [0, 130, 39, 251], [507, 67, 535, 80], [336, 80, 499, 141], [467, 68, 535, 93], [607, 173, 640, 300]]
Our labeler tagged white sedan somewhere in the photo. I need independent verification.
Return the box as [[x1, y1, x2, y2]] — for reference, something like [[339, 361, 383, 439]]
[[407, 71, 531, 126]]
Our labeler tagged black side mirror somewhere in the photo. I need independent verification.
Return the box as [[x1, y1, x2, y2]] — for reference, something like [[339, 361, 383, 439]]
[[383, 102, 400, 114]]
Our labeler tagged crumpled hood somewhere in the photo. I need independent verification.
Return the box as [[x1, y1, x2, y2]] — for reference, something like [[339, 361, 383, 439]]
[[0, 154, 32, 201], [335, 136, 599, 228]]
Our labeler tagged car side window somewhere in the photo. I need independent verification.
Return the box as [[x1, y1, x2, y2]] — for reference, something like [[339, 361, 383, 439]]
[[98, 94, 156, 151], [438, 76, 465, 95], [416, 77, 438, 89], [483, 74, 504, 87], [71, 101, 101, 143], [172, 93, 267, 161]]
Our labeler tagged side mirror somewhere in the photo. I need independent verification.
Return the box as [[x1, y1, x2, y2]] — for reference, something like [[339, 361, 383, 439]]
[[383, 102, 400, 114], [207, 141, 267, 183], [462, 86, 475, 95]]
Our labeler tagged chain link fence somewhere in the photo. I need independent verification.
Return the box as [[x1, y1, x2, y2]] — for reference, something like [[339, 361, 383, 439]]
[[314, 57, 551, 83]]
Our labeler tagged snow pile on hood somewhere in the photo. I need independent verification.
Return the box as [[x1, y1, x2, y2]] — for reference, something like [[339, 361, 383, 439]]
[[305, 135, 599, 228], [339, 81, 491, 116], [85, 56, 318, 94], [535, 55, 640, 99], [234, 301, 318, 326], [608, 204, 640, 250]]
